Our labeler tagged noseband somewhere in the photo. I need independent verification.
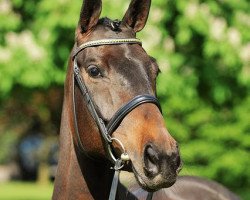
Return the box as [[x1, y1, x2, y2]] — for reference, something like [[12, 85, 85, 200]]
[[72, 38, 160, 200]]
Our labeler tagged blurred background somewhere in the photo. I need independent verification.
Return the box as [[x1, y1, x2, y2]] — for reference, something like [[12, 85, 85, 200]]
[[0, 0, 249, 199]]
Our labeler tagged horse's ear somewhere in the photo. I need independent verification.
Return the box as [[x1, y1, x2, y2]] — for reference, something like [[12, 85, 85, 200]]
[[77, 0, 102, 34], [122, 0, 151, 32]]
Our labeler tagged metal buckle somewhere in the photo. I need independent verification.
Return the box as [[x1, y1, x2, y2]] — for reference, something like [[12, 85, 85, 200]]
[[108, 137, 130, 166]]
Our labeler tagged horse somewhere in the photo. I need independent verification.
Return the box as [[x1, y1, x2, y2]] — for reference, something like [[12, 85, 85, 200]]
[[52, 0, 240, 199]]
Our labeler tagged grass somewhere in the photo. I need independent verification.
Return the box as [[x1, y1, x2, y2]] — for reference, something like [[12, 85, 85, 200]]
[[0, 181, 249, 200], [0, 181, 53, 200]]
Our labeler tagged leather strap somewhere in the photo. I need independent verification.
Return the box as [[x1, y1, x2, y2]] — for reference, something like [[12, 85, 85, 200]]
[[146, 192, 154, 200], [72, 38, 141, 58], [109, 159, 122, 200], [74, 59, 112, 144], [107, 95, 162, 134]]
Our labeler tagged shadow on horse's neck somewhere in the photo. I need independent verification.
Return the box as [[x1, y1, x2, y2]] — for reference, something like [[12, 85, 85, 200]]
[[72, 146, 143, 200], [53, 106, 114, 199], [76, 146, 115, 199]]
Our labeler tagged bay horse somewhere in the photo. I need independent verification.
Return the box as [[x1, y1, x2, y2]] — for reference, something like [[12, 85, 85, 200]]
[[53, 0, 240, 199]]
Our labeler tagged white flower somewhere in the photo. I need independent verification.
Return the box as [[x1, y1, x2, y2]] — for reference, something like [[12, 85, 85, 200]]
[[0, 0, 11, 14], [163, 38, 175, 52], [240, 43, 250, 63], [210, 17, 226, 41], [0, 48, 11, 62], [6, 31, 45, 61], [185, 3, 198, 19], [142, 25, 162, 51], [159, 58, 170, 72], [227, 28, 241, 46], [151, 7, 164, 23]]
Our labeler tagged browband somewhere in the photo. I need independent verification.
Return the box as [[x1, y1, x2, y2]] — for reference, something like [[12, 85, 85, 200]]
[[72, 38, 142, 58]]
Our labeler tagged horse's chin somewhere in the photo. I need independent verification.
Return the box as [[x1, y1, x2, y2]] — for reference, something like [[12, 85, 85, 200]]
[[131, 164, 177, 192], [121, 162, 134, 172]]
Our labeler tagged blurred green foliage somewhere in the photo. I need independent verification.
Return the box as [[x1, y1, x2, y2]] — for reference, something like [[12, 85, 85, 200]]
[[0, 0, 249, 198], [156, 0, 250, 189]]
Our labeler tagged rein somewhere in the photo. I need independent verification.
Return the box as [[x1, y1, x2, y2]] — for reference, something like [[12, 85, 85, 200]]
[[72, 38, 160, 200]]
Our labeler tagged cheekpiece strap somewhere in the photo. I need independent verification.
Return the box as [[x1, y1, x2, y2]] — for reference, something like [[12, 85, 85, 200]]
[[72, 38, 142, 58]]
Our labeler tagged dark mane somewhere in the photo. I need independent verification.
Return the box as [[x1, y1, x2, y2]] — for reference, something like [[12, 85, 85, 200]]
[[98, 17, 122, 32]]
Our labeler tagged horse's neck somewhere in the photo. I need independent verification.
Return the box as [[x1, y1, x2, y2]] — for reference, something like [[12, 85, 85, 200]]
[[52, 96, 113, 200], [52, 62, 146, 200]]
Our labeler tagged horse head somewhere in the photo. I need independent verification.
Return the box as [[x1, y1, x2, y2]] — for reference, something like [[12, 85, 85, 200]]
[[68, 0, 181, 192]]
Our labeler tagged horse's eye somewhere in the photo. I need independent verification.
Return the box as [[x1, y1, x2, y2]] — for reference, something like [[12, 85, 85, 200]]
[[87, 65, 102, 78]]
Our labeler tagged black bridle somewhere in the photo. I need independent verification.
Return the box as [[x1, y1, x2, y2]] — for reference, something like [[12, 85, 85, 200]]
[[72, 38, 160, 200]]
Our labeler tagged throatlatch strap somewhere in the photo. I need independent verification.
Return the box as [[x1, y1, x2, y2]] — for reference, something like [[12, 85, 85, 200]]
[[147, 192, 153, 200], [109, 160, 122, 200]]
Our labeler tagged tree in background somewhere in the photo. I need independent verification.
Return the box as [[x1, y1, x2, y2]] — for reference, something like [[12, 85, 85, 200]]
[[0, 0, 249, 198], [154, 0, 250, 198]]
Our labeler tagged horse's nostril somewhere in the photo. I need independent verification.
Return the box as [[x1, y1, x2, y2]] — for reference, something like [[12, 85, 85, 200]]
[[146, 146, 159, 164], [144, 145, 160, 177], [143, 144, 182, 179]]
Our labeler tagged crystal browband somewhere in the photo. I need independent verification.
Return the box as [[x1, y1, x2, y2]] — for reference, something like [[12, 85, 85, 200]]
[[72, 38, 142, 58]]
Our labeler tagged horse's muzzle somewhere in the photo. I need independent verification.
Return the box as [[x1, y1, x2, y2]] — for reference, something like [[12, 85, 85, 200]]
[[134, 143, 182, 191]]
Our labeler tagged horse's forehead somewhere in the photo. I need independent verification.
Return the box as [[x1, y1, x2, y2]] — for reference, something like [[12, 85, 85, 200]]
[[84, 41, 150, 69], [103, 46, 153, 94], [78, 42, 152, 94]]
